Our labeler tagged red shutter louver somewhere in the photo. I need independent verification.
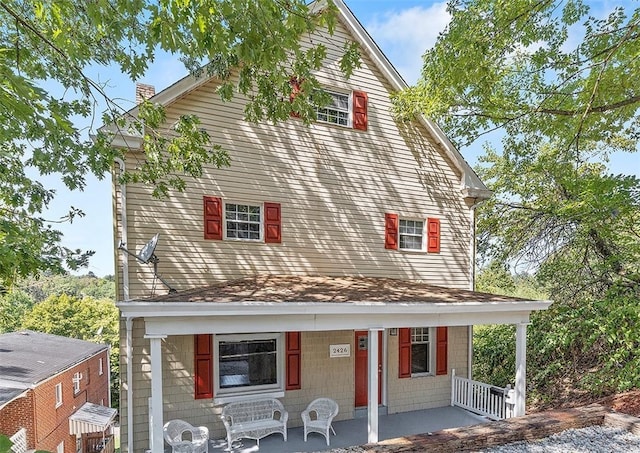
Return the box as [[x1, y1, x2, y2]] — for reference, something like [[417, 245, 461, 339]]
[[194, 334, 213, 399], [436, 327, 448, 376], [203, 196, 223, 240], [398, 328, 411, 378], [285, 332, 301, 390], [289, 77, 302, 118], [264, 202, 281, 243], [385, 213, 398, 250], [427, 217, 440, 253], [352, 90, 368, 131]]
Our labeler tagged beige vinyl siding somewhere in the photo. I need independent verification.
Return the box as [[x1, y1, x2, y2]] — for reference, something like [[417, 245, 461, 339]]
[[118, 20, 472, 296]]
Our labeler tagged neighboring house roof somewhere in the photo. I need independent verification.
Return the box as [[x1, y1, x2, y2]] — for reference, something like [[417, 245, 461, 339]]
[[0, 330, 107, 408], [102, 0, 491, 200]]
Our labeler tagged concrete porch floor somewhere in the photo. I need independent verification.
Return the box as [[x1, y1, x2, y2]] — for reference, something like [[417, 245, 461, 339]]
[[207, 406, 488, 453]]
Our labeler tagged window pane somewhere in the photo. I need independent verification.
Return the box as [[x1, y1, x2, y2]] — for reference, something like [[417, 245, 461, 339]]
[[219, 339, 277, 389], [411, 343, 430, 374], [316, 92, 349, 127]]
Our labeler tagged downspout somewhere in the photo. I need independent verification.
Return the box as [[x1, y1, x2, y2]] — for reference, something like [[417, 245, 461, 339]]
[[114, 158, 129, 301], [468, 197, 487, 380], [125, 317, 134, 453]]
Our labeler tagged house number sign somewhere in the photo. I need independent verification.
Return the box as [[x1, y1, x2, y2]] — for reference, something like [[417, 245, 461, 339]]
[[330, 344, 351, 358]]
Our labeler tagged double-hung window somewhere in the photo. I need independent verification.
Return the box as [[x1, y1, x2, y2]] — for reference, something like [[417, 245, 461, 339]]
[[316, 91, 350, 127], [399, 219, 425, 251], [55, 383, 63, 407], [411, 327, 434, 375], [225, 203, 262, 241], [214, 333, 284, 398], [72, 372, 82, 394]]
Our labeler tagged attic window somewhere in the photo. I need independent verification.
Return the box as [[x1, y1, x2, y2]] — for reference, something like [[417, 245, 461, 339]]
[[316, 91, 350, 127]]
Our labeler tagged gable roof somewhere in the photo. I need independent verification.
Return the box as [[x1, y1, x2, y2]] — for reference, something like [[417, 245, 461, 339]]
[[0, 330, 107, 408], [103, 0, 490, 200]]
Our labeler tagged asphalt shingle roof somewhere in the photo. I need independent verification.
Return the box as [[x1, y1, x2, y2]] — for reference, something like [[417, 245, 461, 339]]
[[0, 330, 107, 407], [139, 275, 532, 304]]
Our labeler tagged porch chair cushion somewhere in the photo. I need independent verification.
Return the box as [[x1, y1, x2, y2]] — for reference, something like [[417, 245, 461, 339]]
[[301, 398, 339, 446], [163, 419, 209, 453]]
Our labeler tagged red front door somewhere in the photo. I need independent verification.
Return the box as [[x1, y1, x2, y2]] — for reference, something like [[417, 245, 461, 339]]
[[354, 330, 383, 407]]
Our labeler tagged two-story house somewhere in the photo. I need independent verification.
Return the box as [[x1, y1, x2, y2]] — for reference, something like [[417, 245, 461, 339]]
[[107, 1, 552, 452], [0, 331, 115, 453]]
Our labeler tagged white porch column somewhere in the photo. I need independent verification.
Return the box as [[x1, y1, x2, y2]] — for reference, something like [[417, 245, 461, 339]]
[[147, 334, 166, 453], [515, 323, 528, 417], [368, 328, 383, 444]]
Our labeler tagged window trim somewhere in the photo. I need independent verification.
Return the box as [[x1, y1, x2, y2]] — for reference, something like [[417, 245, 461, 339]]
[[223, 202, 264, 242], [55, 383, 63, 408], [398, 217, 426, 252], [315, 90, 352, 128], [213, 332, 285, 402], [410, 327, 436, 377]]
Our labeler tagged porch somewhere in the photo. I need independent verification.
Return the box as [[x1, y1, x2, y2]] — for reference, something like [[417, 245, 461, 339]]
[[199, 405, 488, 452]]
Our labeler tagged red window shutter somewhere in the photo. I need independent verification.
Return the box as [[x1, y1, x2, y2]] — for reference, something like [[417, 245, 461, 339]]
[[427, 217, 440, 253], [352, 90, 368, 131], [385, 213, 398, 250], [398, 328, 411, 378], [203, 196, 223, 240], [289, 77, 301, 118], [194, 334, 213, 399], [436, 327, 448, 376], [264, 202, 281, 243], [286, 332, 301, 390]]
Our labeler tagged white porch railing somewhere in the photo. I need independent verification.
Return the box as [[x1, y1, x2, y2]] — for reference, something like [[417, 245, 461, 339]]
[[9, 428, 27, 453], [450, 369, 515, 420]]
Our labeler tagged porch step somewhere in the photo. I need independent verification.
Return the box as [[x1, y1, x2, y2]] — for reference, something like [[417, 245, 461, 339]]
[[354, 406, 387, 418]]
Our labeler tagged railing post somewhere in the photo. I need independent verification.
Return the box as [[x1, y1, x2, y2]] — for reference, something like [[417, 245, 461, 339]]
[[450, 368, 456, 406]]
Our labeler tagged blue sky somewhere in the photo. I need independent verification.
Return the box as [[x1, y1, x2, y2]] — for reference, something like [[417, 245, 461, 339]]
[[48, 0, 639, 277]]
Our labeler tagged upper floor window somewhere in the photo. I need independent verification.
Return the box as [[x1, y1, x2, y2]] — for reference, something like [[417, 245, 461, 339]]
[[99, 357, 104, 376], [225, 203, 262, 241], [57, 441, 64, 453], [399, 219, 425, 251], [316, 91, 350, 127], [204, 196, 281, 244], [55, 383, 63, 407], [385, 214, 440, 253]]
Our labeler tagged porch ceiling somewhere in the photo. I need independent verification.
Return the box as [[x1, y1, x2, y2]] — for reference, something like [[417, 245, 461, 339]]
[[118, 276, 551, 334]]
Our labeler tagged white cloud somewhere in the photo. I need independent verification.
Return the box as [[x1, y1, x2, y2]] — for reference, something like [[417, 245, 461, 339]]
[[365, 2, 450, 84]]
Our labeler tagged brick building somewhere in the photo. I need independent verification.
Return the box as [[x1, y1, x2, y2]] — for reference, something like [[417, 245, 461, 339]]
[[0, 331, 115, 453]]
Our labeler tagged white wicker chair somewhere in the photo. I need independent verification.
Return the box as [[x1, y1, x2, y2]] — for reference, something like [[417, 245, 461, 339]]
[[163, 419, 209, 453], [301, 398, 339, 446]]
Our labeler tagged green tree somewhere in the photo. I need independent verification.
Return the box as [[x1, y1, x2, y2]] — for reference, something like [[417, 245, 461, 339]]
[[0, 289, 35, 333], [0, 0, 359, 286], [21, 294, 120, 407]]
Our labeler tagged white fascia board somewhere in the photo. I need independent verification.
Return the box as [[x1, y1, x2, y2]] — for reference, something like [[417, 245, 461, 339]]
[[117, 299, 552, 318], [145, 311, 533, 336]]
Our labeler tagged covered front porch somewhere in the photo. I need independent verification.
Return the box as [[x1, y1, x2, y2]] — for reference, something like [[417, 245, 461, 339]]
[[205, 405, 487, 452], [118, 275, 552, 453]]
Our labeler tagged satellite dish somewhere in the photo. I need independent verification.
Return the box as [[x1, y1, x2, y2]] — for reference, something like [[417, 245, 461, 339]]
[[137, 233, 159, 264], [118, 233, 176, 293]]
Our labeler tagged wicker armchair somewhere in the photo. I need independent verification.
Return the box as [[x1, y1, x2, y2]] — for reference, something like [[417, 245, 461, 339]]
[[301, 398, 339, 446], [163, 419, 209, 453]]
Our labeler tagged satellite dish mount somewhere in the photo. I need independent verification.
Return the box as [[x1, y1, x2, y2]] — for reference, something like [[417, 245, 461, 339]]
[[118, 233, 176, 294]]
